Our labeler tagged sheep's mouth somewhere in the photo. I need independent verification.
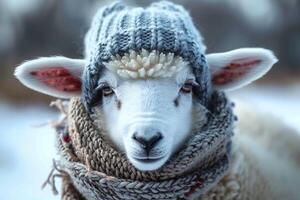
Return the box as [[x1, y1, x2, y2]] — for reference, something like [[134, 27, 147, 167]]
[[133, 157, 165, 163], [129, 154, 170, 170]]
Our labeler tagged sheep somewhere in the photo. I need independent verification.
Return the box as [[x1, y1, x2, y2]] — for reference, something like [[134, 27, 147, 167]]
[[14, 1, 300, 200]]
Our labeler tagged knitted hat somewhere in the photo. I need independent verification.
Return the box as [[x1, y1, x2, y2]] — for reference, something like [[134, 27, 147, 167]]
[[83, 1, 211, 108]]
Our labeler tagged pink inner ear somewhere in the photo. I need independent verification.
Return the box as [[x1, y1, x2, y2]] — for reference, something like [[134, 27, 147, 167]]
[[212, 58, 261, 85], [30, 67, 81, 92]]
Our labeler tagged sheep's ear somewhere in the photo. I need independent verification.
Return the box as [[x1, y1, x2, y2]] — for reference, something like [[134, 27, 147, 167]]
[[206, 48, 278, 91], [14, 56, 85, 98]]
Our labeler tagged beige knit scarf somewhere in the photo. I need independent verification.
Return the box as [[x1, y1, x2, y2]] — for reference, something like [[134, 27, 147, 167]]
[[53, 91, 234, 200]]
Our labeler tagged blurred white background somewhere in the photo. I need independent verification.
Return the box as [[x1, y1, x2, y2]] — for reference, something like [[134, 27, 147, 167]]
[[0, 0, 299, 199]]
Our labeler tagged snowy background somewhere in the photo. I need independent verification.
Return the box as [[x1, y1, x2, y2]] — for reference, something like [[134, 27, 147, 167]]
[[0, 103, 58, 200], [0, 0, 299, 199]]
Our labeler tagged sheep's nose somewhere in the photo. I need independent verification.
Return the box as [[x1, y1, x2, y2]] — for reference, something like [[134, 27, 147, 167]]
[[133, 131, 163, 153]]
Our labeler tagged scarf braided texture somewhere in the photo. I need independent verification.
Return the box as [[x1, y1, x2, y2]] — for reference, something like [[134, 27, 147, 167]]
[[56, 91, 235, 200]]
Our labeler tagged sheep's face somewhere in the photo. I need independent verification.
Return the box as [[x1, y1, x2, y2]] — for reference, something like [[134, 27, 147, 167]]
[[86, 51, 200, 170], [15, 48, 277, 171], [93, 65, 196, 171]]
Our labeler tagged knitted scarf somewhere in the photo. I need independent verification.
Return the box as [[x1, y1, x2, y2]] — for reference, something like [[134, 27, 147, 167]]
[[55, 91, 234, 200]]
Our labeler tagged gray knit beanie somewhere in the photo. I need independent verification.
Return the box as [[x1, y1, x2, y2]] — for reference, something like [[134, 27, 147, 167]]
[[83, 1, 211, 109]]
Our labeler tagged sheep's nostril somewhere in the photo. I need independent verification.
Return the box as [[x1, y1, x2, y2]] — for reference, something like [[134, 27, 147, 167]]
[[149, 132, 163, 148], [132, 132, 163, 152]]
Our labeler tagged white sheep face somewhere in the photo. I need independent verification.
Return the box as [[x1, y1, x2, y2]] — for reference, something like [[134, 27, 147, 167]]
[[94, 66, 195, 171], [14, 48, 278, 171]]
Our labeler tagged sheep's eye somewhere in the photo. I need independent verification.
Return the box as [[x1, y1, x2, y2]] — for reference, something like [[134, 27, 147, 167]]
[[180, 80, 197, 93], [102, 85, 114, 96], [96, 83, 114, 97]]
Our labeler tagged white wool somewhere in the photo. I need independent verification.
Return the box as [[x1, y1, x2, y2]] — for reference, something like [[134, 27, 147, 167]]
[[201, 102, 300, 200], [104, 49, 188, 79]]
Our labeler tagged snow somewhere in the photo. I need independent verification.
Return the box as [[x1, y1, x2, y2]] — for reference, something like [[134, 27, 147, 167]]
[[0, 103, 60, 200], [0, 84, 299, 199]]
